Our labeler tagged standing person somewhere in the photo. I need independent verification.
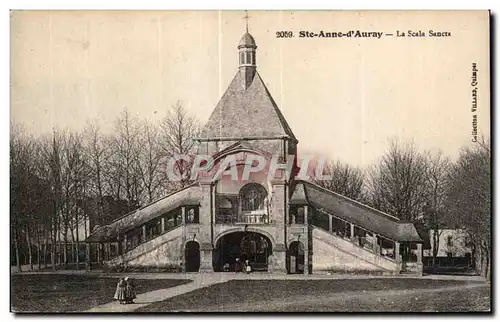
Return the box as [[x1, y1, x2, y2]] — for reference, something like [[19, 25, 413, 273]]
[[245, 260, 252, 274], [124, 277, 137, 304], [113, 278, 126, 304], [234, 258, 241, 273]]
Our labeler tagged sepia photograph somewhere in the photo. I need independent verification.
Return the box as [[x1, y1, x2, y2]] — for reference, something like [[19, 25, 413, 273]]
[[9, 10, 491, 313]]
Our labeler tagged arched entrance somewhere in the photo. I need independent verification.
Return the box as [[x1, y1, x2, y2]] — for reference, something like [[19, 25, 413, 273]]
[[213, 231, 272, 272], [185, 241, 200, 272], [287, 241, 305, 274]]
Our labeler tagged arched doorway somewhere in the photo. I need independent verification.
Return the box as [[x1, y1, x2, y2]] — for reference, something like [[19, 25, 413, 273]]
[[185, 241, 200, 272], [213, 231, 272, 272], [287, 241, 305, 274]]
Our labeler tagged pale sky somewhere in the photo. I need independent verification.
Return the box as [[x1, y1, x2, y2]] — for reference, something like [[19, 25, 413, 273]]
[[10, 10, 490, 166]]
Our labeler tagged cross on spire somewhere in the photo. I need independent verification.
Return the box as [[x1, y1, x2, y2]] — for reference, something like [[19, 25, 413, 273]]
[[243, 10, 251, 32]]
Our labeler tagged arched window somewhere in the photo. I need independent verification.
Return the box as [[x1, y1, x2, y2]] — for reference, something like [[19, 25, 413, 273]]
[[240, 52, 245, 65], [246, 51, 251, 65], [239, 183, 267, 212]]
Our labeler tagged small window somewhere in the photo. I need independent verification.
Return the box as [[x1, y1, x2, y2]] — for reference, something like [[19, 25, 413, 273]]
[[240, 52, 244, 65], [296, 207, 305, 224], [246, 51, 251, 64], [185, 206, 200, 224], [447, 252, 453, 258]]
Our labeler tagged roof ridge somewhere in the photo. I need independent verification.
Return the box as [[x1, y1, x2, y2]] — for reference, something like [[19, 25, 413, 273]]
[[255, 72, 296, 140]]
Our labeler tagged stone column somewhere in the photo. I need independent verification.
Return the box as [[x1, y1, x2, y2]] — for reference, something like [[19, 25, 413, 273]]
[[199, 243, 213, 272], [328, 215, 333, 233], [303, 206, 309, 275], [142, 225, 147, 243], [97, 242, 102, 265], [416, 243, 423, 275], [373, 234, 378, 254], [161, 217, 165, 233], [395, 241, 400, 260], [86, 242, 91, 270], [181, 206, 186, 272], [273, 244, 287, 274], [198, 180, 214, 272], [395, 241, 401, 273], [270, 180, 288, 274], [123, 234, 128, 252], [350, 223, 355, 241]]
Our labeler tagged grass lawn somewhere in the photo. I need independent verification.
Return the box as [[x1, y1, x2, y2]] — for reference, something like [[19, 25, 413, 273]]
[[136, 279, 490, 313], [11, 274, 191, 313]]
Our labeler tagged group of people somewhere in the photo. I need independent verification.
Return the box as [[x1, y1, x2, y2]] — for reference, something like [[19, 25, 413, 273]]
[[113, 276, 137, 304], [223, 258, 252, 273]]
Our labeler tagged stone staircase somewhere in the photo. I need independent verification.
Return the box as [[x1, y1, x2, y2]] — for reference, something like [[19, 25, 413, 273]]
[[311, 226, 400, 274], [105, 226, 183, 270]]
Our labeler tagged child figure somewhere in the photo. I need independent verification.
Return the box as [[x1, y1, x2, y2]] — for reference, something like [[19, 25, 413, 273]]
[[245, 260, 252, 274], [124, 276, 137, 304], [113, 278, 126, 304]]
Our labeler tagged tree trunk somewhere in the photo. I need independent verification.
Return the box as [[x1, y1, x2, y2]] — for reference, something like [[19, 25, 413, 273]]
[[50, 219, 56, 271], [43, 240, 47, 269], [26, 226, 33, 271], [14, 227, 21, 272], [37, 229, 42, 270], [63, 232, 68, 268]]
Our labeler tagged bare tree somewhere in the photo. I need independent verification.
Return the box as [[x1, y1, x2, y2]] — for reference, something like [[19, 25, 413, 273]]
[[136, 119, 165, 203], [159, 101, 200, 191], [108, 109, 143, 209], [445, 138, 490, 279], [83, 121, 109, 227], [313, 160, 365, 202], [421, 150, 451, 266], [366, 140, 428, 221], [10, 123, 32, 271]]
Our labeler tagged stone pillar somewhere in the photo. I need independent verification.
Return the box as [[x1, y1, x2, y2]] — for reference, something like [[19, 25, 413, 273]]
[[161, 217, 165, 233], [395, 241, 401, 267], [123, 234, 128, 252], [198, 180, 214, 272], [373, 234, 378, 254], [328, 215, 333, 233], [199, 243, 213, 272], [270, 180, 288, 274], [395, 241, 402, 273], [303, 206, 309, 275], [142, 225, 147, 243], [416, 243, 423, 275], [181, 206, 186, 272], [97, 242, 102, 265], [350, 223, 355, 241], [86, 242, 91, 270], [199, 181, 213, 242], [273, 244, 287, 274]]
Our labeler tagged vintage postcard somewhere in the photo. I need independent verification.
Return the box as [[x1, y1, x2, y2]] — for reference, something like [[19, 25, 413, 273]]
[[10, 10, 491, 313]]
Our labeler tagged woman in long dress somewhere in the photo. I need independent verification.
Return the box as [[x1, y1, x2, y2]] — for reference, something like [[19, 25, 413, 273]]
[[113, 278, 126, 304], [124, 277, 137, 304]]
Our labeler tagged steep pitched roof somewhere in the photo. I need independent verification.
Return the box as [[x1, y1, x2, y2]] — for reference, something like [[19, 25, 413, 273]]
[[291, 180, 423, 242], [200, 71, 296, 140]]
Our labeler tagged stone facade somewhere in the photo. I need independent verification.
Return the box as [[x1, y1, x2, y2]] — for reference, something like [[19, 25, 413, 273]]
[[92, 30, 424, 276]]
